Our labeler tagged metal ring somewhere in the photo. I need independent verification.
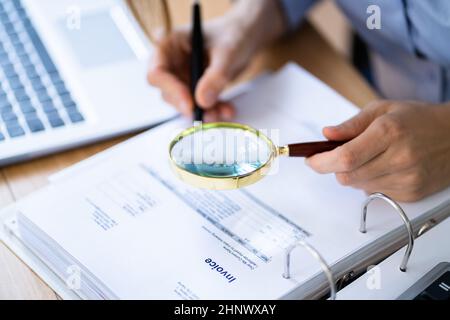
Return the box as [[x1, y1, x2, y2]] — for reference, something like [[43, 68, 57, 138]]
[[282, 240, 336, 300], [360, 192, 414, 272]]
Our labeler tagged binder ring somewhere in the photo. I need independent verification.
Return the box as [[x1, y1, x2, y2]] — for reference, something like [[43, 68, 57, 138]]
[[360, 192, 414, 272], [282, 240, 336, 300]]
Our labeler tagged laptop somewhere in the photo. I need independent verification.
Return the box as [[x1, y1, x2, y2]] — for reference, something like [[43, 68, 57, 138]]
[[0, 0, 176, 166]]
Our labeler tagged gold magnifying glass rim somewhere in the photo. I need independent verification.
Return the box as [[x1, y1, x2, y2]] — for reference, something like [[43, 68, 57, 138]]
[[169, 122, 278, 190]]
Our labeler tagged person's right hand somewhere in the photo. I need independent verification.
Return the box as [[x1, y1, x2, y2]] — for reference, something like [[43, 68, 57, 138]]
[[147, 0, 287, 121]]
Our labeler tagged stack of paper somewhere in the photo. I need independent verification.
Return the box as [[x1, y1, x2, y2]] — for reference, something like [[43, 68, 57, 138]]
[[1, 64, 449, 299]]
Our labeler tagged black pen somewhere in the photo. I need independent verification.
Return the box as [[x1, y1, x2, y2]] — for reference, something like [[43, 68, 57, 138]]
[[191, 0, 204, 122]]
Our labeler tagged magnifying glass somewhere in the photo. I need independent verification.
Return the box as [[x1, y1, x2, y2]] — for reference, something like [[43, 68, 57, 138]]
[[169, 122, 346, 190]]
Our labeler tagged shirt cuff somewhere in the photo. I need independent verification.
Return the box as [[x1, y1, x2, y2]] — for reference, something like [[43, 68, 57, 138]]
[[279, 0, 317, 30]]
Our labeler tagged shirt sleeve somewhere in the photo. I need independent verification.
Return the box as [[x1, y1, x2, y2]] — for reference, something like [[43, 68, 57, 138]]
[[279, 0, 317, 30], [406, 0, 450, 66]]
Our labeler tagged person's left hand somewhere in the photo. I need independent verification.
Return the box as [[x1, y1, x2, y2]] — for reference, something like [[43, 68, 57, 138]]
[[306, 100, 450, 202]]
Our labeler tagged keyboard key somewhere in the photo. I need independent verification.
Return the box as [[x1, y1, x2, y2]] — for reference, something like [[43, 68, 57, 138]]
[[16, 8, 27, 20], [68, 111, 84, 123], [54, 82, 69, 95], [0, 54, 14, 69], [41, 100, 56, 112], [23, 111, 38, 120], [7, 75, 23, 89], [0, 105, 12, 114], [3, 22, 15, 35], [61, 93, 75, 106], [23, 110, 39, 120], [2, 64, 17, 77], [0, 12, 8, 22], [12, 0, 24, 11], [14, 87, 29, 101], [14, 42, 26, 56], [16, 10, 27, 21], [49, 72, 63, 84], [64, 104, 77, 114], [30, 77, 45, 91], [0, 102, 13, 113], [10, 35, 21, 46], [0, 99, 12, 110], [6, 122, 25, 138], [19, 99, 35, 113], [9, 32, 19, 42], [1, 110, 17, 121], [0, 86, 7, 96], [26, 117, 45, 132], [0, 52, 10, 66], [19, 54, 32, 67], [1, 62, 14, 72], [36, 89, 51, 103], [49, 119, 65, 128], [25, 64, 38, 79], [46, 111, 65, 128]]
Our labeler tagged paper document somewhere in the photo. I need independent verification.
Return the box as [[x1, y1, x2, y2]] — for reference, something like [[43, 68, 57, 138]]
[[4, 63, 450, 299]]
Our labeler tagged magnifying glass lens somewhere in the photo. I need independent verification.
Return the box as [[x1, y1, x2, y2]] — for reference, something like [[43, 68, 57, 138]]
[[171, 127, 272, 178]]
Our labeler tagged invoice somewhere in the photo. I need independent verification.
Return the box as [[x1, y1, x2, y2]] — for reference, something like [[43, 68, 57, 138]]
[[7, 64, 450, 299]]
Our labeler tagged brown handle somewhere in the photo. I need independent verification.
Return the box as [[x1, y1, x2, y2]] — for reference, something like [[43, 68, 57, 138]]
[[288, 140, 347, 157]]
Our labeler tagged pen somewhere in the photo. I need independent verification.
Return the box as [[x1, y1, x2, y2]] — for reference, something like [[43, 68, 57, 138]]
[[191, 0, 205, 122]]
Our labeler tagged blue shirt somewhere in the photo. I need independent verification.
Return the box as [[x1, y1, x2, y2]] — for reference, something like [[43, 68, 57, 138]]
[[281, 0, 450, 103]]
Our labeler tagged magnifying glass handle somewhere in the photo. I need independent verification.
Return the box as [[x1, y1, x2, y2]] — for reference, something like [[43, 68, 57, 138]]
[[287, 140, 348, 157]]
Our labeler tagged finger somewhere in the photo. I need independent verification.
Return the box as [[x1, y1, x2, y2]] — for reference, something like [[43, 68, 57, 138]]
[[334, 149, 394, 185], [149, 67, 193, 115], [148, 48, 193, 114], [195, 48, 234, 109], [350, 174, 399, 192], [161, 90, 190, 117], [203, 108, 220, 122], [307, 117, 390, 173], [348, 171, 421, 202], [203, 102, 235, 122], [323, 100, 390, 141], [217, 102, 235, 121]]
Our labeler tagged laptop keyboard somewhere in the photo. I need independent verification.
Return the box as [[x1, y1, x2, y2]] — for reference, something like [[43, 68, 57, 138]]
[[0, 0, 85, 142]]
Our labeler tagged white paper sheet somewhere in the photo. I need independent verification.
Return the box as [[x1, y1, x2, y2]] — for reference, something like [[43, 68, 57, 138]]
[[8, 63, 450, 299]]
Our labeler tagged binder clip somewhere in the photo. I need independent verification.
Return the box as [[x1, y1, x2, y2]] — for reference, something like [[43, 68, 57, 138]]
[[282, 240, 336, 300], [360, 192, 415, 272]]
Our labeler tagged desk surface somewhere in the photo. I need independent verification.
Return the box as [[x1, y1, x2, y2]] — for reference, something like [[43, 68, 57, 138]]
[[0, 3, 377, 299]]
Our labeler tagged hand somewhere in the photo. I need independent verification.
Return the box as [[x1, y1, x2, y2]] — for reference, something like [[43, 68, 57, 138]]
[[147, 0, 287, 121], [306, 100, 450, 202]]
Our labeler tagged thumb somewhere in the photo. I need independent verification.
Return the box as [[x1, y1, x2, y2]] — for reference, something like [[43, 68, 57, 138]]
[[195, 49, 234, 108], [323, 102, 388, 141]]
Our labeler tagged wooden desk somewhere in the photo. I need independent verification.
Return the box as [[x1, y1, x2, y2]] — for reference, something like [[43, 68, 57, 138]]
[[0, 3, 377, 299]]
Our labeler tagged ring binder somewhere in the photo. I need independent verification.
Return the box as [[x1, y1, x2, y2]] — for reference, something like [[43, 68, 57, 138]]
[[282, 240, 336, 300], [360, 192, 415, 272], [417, 219, 437, 237]]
